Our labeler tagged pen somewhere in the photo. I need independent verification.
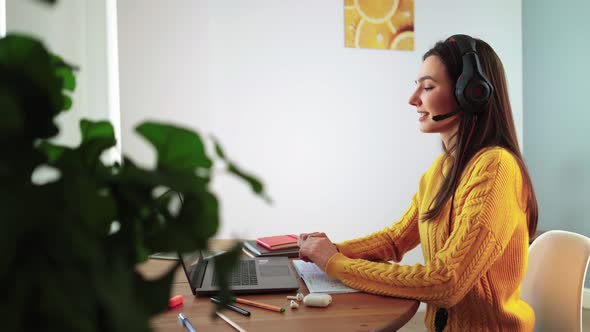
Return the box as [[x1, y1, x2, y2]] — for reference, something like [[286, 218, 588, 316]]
[[231, 296, 285, 313], [177, 313, 196, 332], [216, 311, 248, 332], [210, 297, 251, 316]]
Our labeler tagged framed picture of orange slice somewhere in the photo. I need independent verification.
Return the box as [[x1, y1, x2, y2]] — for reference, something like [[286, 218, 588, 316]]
[[344, 0, 414, 51]]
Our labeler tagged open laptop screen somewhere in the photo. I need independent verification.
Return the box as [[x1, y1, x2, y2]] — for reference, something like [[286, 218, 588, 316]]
[[178, 250, 217, 295], [179, 250, 300, 296]]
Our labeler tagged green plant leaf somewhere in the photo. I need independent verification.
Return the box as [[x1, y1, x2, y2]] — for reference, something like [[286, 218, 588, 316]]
[[136, 122, 212, 173], [62, 94, 72, 110], [52, 54, 76, 112], [177, 191, 219, 242], [133, 262, 180, 316], [95, 259, 152, 332], [0, 34, 63, 138], [79, 119, 116, 167], [118, 158, 209, 194], [210, 135, 227, 160], [76, 180, 118, 234], [211, 244, 243, 307], [39, 266, 97, 332], [145, 191, 219, 253], [55, 64, 76, 91], [81, 119, 115, 145], [37, 141, 67, 163], [0, 90, 24, 137]]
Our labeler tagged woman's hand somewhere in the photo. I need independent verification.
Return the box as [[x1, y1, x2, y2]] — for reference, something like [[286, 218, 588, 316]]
[[298, 232, 329, 262], [298, 234, 339, 271], [298, 232, 328, 246]]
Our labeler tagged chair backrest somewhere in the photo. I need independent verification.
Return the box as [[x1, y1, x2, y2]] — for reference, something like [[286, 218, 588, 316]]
[[521, 230, 590, 332]]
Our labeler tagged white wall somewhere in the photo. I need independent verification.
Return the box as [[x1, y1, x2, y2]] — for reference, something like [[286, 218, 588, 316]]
[[6, 0, 120, 161], [117, 0, 522, 262]]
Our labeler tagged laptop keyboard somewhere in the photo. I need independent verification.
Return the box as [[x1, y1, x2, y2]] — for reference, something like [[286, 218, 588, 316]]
[[212, 260, 259, 286]]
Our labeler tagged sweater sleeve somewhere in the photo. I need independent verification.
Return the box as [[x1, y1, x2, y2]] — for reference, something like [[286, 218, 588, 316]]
[[335, 192, 420, 263], [325, 151, 524, 308]]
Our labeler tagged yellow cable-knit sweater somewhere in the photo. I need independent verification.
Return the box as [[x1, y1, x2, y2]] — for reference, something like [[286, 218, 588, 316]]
[[326, 147, 534, 332]]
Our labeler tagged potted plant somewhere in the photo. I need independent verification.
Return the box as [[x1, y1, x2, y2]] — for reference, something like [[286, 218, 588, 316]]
[[0, 31, 267, 331]]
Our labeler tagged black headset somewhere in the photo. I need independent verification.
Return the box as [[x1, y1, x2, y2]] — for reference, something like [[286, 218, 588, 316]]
[[447, 34, 494, 113]]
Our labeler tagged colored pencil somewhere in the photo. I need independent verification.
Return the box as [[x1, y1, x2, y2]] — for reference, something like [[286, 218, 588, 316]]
[[231, 297, 285, 313]]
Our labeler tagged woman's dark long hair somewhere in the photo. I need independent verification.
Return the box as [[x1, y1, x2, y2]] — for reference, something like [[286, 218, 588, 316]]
[[420, 38, 538, 238]]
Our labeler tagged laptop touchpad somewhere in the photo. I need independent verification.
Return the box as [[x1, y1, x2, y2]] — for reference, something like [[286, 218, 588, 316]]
[[260, 265, 291, 277]]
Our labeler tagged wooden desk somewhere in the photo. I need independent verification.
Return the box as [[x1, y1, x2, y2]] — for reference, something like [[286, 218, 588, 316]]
[[141, 241, 419, 332]]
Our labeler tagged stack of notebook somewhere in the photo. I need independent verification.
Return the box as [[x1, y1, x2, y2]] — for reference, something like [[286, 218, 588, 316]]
[[242, 235, 300, 258]]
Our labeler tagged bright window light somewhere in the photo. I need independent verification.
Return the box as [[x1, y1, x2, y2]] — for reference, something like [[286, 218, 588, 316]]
[[106, 0, 122, 164], [0, 0, 6, 37]]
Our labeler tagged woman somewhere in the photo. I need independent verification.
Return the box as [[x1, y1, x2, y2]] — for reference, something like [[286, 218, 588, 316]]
[[299, 35, 538, 331]]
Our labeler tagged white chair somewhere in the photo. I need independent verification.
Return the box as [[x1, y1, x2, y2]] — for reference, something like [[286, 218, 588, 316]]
[[521, 230, 590, 332]]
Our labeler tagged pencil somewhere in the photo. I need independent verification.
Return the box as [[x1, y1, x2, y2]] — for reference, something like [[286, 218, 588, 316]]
[[210, 297, 251, 316], [216, 311, 248, 332], [231, 297, 285, 313]]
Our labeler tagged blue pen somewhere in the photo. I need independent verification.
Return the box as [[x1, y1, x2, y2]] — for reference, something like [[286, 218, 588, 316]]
[[178, 313, 196, 332]]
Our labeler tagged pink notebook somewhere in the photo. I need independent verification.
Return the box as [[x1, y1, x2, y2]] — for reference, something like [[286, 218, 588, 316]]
[[256, 234, 299, 250]]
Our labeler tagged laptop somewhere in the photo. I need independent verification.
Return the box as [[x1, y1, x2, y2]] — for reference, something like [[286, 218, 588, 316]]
[[179, 250, 300, 296]]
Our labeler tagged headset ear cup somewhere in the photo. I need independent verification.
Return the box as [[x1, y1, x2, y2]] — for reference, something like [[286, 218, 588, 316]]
[[447, 35, 494, 113], [458, 78, 493, 112], [464, 75, 492, 110], [454, 74, 469, 110]]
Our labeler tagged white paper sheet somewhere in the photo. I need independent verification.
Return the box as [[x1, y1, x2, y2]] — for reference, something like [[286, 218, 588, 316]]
[[292, 260, 359, 294]]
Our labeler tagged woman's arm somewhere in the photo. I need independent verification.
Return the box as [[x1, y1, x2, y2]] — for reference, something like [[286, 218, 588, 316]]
[[326, 151, 524, 308], [298, 194, 421, 269], [336, 193, 421, 263]]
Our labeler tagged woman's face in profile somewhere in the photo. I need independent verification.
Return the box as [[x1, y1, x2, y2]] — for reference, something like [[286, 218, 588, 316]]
[[408, 55, 460, 134]]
